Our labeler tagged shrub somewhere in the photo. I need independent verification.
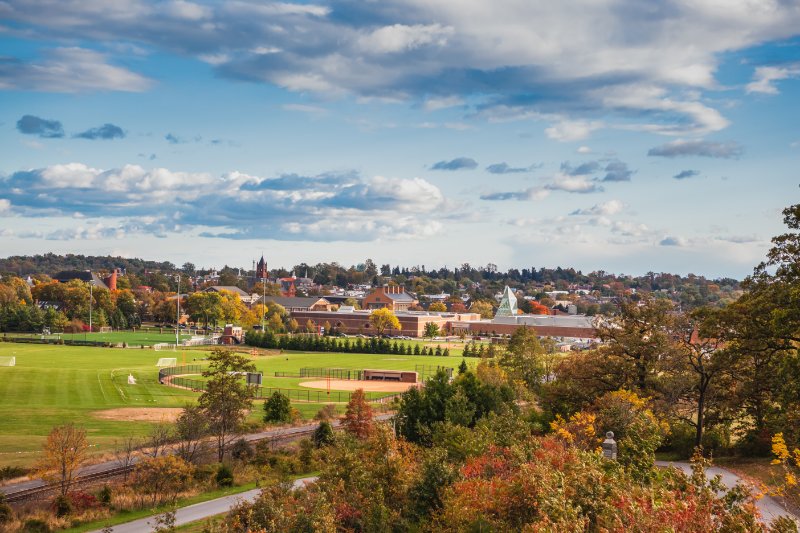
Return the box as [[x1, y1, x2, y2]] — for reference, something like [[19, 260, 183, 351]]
[[231, 438, 254, 462], [53, 494, 72, 517], [97, 485, 112, 506], [216, 463, 234, 487], [69, 490, 99, 512], [23, 518, 51, 533], [0, 493, 12, 524]]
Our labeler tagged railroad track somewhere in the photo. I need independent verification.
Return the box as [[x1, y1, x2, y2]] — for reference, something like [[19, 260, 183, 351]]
[[4, 427, 319, 504]]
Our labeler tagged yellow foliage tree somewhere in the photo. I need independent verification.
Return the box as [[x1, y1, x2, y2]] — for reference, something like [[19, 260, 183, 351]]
[[37, 424, 89, 496], [369, 307, 401, 336]]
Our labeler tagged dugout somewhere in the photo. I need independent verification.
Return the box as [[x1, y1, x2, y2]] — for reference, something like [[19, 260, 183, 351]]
[[363, 369, 417, 383]]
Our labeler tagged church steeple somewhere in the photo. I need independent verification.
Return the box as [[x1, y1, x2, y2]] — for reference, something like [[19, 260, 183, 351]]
[[256, 254, 268, 280]]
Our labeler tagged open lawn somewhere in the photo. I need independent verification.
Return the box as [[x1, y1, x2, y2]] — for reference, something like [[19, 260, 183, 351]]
[[5, 330, 193, 346], [0, 343, 473, 467]]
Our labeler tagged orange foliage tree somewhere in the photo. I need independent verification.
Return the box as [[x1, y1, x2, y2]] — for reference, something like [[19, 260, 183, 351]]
[[342, 389, 374, 439]]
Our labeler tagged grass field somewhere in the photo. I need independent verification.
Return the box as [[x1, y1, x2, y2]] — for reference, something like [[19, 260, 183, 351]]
[[0, 342, 471, 468], [6, 330, 193, 346]]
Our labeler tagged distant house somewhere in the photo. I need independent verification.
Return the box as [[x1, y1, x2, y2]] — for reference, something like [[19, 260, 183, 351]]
[[362, 286, 418, 312], [257, 296, 333, 312], [218, 324, 244, 345], [53, 270, 109, 290]]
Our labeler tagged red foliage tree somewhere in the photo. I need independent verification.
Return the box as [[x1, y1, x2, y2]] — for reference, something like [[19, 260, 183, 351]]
[[342, 389, 374, 439]]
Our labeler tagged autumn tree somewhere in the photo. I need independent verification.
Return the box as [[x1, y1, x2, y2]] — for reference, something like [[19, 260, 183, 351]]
[[131, 455, 194, 507], [595, 296, 678, 394], [37, 424, 89, 497], [198, 348, 256, 461], [342, 389, 373, 439], [428, 302, 447, 312], [667, 308, 733, 449], [369, 307, 401, 336], [469, 300, 495, 319]]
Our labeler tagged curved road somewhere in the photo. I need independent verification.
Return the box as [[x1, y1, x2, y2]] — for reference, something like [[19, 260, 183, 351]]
[[656, 460, 798, 524], [90, 477, 317, 533]]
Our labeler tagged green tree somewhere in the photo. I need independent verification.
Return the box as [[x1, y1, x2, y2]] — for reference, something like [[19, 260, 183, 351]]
[[263, 391, 292, 424], [312, 420, 335, 448], [498, 327, 548, 390], [198, 348, 256, 461], [424, 322, 440, 340]]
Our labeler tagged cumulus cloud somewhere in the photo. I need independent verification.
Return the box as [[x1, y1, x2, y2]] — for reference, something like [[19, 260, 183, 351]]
[[430, 157, 478, 171], [481, 188, 549, 201], [74, 123, 125, 140], [545, 120, 603, 142], [570, 200, 624, 216], [560, 158, 633, 182], [599, 160, 633, 182], [746, 64, 800, 95], [5, 1, 800, 133], [673, 169, 699, 180], [423, 95, 464, 111], [0, 47, 152, 93], [485, 162, 537, 174], [357, 24, 453, 54], [545, 174, 603, 194], [0, 162, 449, 242], [0, 199, 11, 214], [16, 115, 64, 138], [648, 140, 744, 159]]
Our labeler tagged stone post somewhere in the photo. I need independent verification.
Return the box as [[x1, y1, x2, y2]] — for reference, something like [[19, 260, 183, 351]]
[[602, 431, 617, 460]]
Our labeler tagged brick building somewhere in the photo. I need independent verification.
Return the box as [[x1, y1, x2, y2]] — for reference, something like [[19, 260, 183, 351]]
[[362, 286, 418, 311]]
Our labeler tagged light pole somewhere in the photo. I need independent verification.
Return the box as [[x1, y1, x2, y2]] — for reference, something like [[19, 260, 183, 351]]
[[85, 281, 93, 341], [175, 273, 181, 348]]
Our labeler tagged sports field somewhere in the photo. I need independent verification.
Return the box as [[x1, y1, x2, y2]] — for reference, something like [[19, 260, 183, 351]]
[[6, 330, 193, 346], [0, 342, 470, 468]]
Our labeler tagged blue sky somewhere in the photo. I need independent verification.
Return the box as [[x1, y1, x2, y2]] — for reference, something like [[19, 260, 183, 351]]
[[1, 1, 798, 278]]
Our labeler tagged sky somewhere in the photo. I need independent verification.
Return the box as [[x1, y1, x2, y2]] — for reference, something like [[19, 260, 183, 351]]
[[0, 0, 799, 279]]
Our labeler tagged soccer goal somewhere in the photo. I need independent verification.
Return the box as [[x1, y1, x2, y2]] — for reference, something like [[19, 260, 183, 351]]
[[98, 327, 113, 333], [156, 357, 177, 367], [0, 356, 15, 367]]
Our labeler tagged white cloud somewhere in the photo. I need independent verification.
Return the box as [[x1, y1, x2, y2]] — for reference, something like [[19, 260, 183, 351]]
[[423, 95, 464, 111], [746, 64, 800, 94], [2, 163, 450, 242], [282, 103, 328, 115], [0, 47, 153, 93], [0, 199, 11, 214], [571, 200, 625, 216], [545, 120, 603, 142], [358, 23, 454, 54], [577, 146, 592, 154], [545, 173, 603, 194]]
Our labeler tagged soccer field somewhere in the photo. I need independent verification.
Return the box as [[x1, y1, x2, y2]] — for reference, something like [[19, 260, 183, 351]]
[[0, 343, 470, 467]]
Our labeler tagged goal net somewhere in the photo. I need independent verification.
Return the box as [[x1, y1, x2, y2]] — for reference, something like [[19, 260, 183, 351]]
[[153, 343, 176, 351], [0, 356, 15, 367], [98, 327, 113, 333], [156, 357, 177, 367]]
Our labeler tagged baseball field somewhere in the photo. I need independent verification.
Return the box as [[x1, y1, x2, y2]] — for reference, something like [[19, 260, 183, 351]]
[[0, 339, 470, 468]]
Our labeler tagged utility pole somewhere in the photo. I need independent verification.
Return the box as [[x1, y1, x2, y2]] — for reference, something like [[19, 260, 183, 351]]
[[176, 273, 181, 348], [87, 281, 93, 341]]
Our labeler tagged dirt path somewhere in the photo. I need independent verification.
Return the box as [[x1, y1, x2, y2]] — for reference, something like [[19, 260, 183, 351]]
[[299, 379, 417, 392]]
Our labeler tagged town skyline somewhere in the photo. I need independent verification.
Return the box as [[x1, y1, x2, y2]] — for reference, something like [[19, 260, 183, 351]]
[[1, 0, 799, 278]]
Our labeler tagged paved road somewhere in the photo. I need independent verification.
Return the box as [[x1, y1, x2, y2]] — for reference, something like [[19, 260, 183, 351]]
[[90, 477, 317, 533], [656, 460, 799, 524], [0, 414, 392, 497]]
